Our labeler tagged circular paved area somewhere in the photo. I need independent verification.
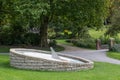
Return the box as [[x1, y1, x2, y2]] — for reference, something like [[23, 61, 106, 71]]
[[59, 44, 120, 65]]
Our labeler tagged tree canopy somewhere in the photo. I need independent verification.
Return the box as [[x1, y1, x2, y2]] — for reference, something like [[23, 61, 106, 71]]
[[0, 0, 111, 47], [106, 0, 120, 36]]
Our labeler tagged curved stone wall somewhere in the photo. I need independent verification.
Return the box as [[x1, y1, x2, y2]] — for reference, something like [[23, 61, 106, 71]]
[[10, 48, 94, 71]]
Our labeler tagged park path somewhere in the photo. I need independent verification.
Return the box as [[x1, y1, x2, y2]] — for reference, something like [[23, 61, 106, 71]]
[[0, 44, 120, 64], [59, 44, 120, 65]]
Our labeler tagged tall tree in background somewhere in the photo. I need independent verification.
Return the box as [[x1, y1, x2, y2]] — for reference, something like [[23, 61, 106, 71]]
[[106, 0, 120, 36], [0, 0, 13, 27]]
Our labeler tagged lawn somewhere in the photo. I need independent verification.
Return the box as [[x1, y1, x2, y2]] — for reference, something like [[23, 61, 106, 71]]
[[107, 51, 120, 60], [0, 55, 120, 80], [0, 45, 64, 53], [0, 46, 10, 53], [56, 39, 73, 46]]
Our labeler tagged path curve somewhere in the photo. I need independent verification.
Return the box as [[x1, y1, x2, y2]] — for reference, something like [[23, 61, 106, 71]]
[[59, 44, 120, 65]]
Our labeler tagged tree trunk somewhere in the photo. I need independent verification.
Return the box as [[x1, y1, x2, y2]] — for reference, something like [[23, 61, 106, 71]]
[[39, 16, 49, 48]]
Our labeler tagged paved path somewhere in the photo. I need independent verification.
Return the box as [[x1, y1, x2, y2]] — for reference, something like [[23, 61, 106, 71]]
[[59, 44, 120, 65], [1, 44, 120, 64]]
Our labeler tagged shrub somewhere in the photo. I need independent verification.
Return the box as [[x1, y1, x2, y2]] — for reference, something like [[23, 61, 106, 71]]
[[49, 40, 57, 47], [24, 33, 40, 46], [66, 39, 72, 43], [0, 26, 13, 45], [49, 33, 65, 39], [10, 22, 26, 44], [0, 26, 40, 46], [99, 36, 120, 44], [110, 44, 120, 52], [0, 23, 26, 45], [99, 35, 109, 44], [73, 38, 96, 49], [114, 37, 120, 44]]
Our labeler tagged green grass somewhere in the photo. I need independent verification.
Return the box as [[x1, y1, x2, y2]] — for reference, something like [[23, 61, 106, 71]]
[[107, 51, 120, 60], [53, 45, 65, 52], [0, 45, 64, 53], [0, 46, 10, 53], [0, 55, 120, 80], [56, 39, 73, 46]]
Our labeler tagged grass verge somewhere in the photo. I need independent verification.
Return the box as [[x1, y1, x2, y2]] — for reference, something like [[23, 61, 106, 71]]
[[0, 45, 65, 53], [107, 51, 120, 60], [0, 55, 120, 80], [56, 39, 73, 46], [0, 46, 10, 53]]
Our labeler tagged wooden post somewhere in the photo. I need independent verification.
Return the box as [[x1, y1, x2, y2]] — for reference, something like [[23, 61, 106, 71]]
[[96, 39, 101, 50], [109, 38, 115, 50]]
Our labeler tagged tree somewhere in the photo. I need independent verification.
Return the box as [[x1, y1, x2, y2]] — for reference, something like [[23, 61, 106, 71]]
[[0, 0, 13, 27], [105, 0, 120, 36], [50, 0, 111, 39], [1, 0, 110, 48], [0, 0, 21, 29]]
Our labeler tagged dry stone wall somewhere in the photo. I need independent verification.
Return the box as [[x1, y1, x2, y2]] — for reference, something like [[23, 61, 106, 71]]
[[10, 49, 94, 71]]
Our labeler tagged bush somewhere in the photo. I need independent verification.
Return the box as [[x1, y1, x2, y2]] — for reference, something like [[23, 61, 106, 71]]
[[114, 37, 120, 44], [0, 23, 25, 45], [99, 35, 120, 44], [65, 39, 72, 43], [24, 33, 40, 46], [0, 26, 13, 45], [73, 38, 96, 49], [99, 36, 109, 44], [49, 33, 65, 39], [0, 26, 40, 46], [110, 44, 120, 52], [49, 40, 57, 47], [10, 22, 26, 44]]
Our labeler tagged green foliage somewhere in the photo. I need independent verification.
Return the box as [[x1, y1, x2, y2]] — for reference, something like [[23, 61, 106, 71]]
[[106, 0, 120, 36], [0, 46, 10, 53], [0, 0, 111, 47], [99, 35, 110, 44], [0, 26, 40, 46], [73, 38, 96, 49], [114, 36, 120, 43], [10, 22, 26, 44], [110, 44, 120, 52], [24, 33, 40, 46], [99, 35, 120, 45], [89, 29, 106, 39], [0, 23, 25, 45], [0, 0, 15, 25], [49, 40, 57, 47], [49, 0, 110, 39], [48, 33, 65, 39]]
